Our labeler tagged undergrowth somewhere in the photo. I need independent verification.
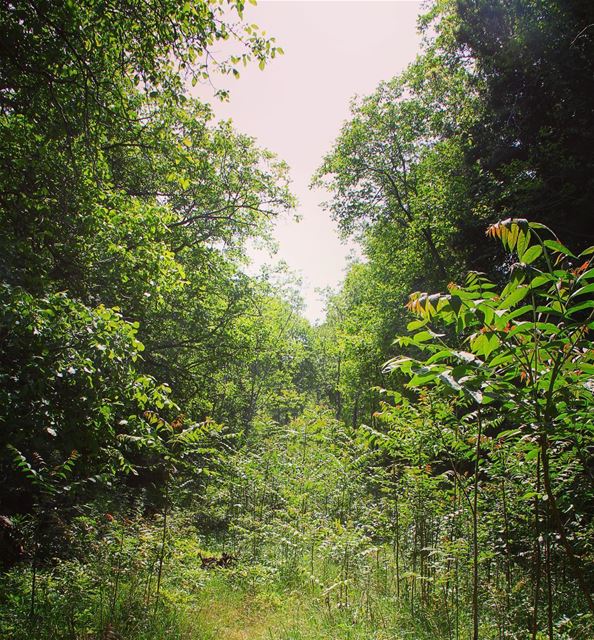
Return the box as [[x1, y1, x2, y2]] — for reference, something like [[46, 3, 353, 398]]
[[0, 512, 449, 640]]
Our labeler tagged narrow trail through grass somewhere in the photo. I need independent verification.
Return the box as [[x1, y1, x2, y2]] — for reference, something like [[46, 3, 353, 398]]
[[195, 591, 295, 640], [180, 568, 408, 640]]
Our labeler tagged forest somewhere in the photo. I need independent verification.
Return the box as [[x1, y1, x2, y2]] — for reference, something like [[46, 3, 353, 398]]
[[0, 1, 593, 639]]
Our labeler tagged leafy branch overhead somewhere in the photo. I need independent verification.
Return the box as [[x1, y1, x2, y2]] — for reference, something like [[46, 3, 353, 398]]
[[387, 219, 594, 408]]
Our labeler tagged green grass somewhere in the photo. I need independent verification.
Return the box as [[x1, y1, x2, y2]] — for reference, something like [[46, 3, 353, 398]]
[[0, 550, 425, 640], [185, 572, 403, 640], [0, 519, 453, 640]]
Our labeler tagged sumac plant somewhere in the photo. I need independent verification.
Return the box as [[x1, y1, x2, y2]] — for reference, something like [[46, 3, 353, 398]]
[[385, 219, 594, 634]]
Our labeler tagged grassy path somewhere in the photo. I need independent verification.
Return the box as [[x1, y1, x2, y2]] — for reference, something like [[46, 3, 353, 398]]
[[180, 571, 403, 640], [195, 591, 295, 639]]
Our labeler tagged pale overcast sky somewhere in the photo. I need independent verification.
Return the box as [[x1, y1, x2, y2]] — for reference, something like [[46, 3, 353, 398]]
[[198, 0, 423, 322]]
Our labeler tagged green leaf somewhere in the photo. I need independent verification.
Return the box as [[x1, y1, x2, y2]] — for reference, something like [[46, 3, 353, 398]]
[[567, 300, 594, 315], [413, 330, 435, 344], [497, 285, 530, 310], [577, 268, 594, 283], [426, 349, 456, 364], [516, 230, 531, 259], [383, 356, 415, 374], [528, 222, 552, 231], [524, 448, 540, 461], [471, 332, 500, 358], [544, 239, 575, 257], [520, 244, 542, 265], [409, 371, 439, 387], [572, 283, 594, 298], [530, 273, 555, 289], [487, 352, 514, 368], [507, 223, 520, 251], [407, 319, 428, 331], [507, 321, 533, 337]]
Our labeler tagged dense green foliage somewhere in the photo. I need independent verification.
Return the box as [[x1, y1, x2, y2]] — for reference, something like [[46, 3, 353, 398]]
[[0, 0, 299, 506], [1, 1, 593, 639], [314, 0, 594, 431]]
